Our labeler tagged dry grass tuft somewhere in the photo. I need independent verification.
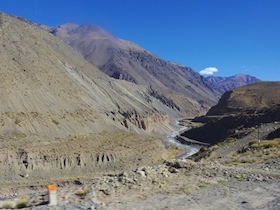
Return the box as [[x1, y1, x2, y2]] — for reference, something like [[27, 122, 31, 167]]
[[180, 185, 192, 195], [249, 139, 280, 149], [223, 138, 280, 166], [165, 145, 185, 160]]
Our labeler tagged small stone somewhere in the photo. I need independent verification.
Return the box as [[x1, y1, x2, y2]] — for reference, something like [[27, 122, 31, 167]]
[[168, 167, 179, 173], [162, 172, 169, 178], [74, 179, 83, 185], [122, 172, 128, 177], [126, 178, 135, 184], [138, 170, 146, 177], [100, 188, 110, 195]]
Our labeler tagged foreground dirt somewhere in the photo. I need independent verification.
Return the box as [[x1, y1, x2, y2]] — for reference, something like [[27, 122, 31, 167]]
[[0, 122, 279, 209], [103, 159, 280, 210], [0, 156, 279, 209]]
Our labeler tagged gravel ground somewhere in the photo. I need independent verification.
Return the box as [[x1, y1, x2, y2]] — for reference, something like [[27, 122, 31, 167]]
[[106, 174, 280, 210]]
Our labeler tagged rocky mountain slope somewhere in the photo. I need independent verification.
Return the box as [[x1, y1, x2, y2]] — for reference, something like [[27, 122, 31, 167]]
[[182, 82, 280, 145], [46, 23, 260, 115], [207, 81, 280, 115], [47, 23, 223, 115], [205, 74, 260, 94], [0, 12, 181, 184], [0, 13, 180, 140], [0, 13, 278, 210]]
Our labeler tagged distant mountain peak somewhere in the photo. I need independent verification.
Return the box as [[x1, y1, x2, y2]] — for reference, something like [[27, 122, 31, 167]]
[[205, 74, 260, 94], [57, 22, 79, 31], [70, 23, 111, 35]]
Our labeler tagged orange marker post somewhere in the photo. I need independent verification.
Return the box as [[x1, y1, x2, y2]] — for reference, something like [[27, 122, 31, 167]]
[[48, 184, 57, 206]]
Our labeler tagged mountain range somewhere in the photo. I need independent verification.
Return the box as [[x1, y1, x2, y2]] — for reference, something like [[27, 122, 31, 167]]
[[1, 9, 280, 210], [205, 74, 260, 94], [0, 11, 266, 180], [44, 23, 260, 116], [1, 13, 184, 144]]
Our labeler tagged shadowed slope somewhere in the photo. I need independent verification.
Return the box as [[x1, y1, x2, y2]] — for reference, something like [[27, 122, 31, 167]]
[[182, 82, 280, 144]]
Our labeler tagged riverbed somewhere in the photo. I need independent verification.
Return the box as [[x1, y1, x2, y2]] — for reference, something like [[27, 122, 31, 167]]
[[164, 120, 201, 158]]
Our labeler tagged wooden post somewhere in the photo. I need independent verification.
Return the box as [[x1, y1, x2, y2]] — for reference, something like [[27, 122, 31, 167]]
[[48, 184, 57, 206]]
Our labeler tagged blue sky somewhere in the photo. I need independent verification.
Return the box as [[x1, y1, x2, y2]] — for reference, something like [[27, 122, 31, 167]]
[[1, 0, 280, 81]]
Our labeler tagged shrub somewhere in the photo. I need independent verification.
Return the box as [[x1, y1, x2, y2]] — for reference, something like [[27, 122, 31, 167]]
[[52, 119, 59, 125], [224, 138, 237, 143], [249, 139, 280, 149], [180, 185, 191, 195]]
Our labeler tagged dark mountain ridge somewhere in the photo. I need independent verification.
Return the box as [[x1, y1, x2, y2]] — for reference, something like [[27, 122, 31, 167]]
[[205, 74, 260, 94], [182, 82, 280, 145]]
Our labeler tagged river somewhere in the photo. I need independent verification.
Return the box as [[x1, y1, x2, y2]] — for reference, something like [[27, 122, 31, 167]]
[[164, 120, 201, 158]]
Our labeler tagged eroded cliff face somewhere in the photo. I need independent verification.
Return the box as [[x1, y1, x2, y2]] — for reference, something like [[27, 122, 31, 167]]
[[122, 111, 170, 133], [0, 132, 167, 184]]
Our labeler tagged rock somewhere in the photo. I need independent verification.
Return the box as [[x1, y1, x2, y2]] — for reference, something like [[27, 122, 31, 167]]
[[161, 171, 169, 178], [142, 167, 153, 177], [100, 188, 111, 195], [169, 159, 196, 170], [74, 179, 83, 185], [168, 167, 179, 174], [126, 178, 135, 184], [137, 169, 146, 177]]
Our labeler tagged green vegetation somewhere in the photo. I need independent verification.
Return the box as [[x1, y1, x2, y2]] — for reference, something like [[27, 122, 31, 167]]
[[222, 138, 280, 166], [16, 200, 28, 209], [198, 182, 208, 188], [51, 119, 60, 125], [165, 144, 185, 160], [249, 138, 280, 149], [235, 173, 247, 181], [75, 186, 90, 198], [2, 203, 13, 209], [180, 185, 192, 195], [223, 137, 237, 143], [217, 179, 228, 185]]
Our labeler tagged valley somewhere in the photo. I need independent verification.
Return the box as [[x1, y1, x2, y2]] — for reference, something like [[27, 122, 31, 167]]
[[0, 11, 279, 210]]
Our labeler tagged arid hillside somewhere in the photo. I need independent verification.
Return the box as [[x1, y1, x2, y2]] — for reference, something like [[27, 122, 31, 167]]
[[45, 23, 260, 116], [47, 23, 222, 115], [182, 82, 280, 145], [0, 13, 182, 142], [0, 12, 179, 184], [0, 13, 278, 210], [208, 81, 280, 115]]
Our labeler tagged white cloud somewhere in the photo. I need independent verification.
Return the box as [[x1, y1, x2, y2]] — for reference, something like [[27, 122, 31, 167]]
[[199, 67, 218, 76]]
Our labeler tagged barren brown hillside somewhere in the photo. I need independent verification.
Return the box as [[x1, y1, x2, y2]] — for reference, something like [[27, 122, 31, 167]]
[[0, 12, 177, 185], [48, 23, 221, 115], [182, 82, 280, 145], [207, 82, 280, 115], [0, 12, 279, 210]]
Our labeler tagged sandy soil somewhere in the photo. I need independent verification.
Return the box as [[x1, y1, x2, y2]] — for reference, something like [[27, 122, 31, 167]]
[[107, 180, 279, 210]]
